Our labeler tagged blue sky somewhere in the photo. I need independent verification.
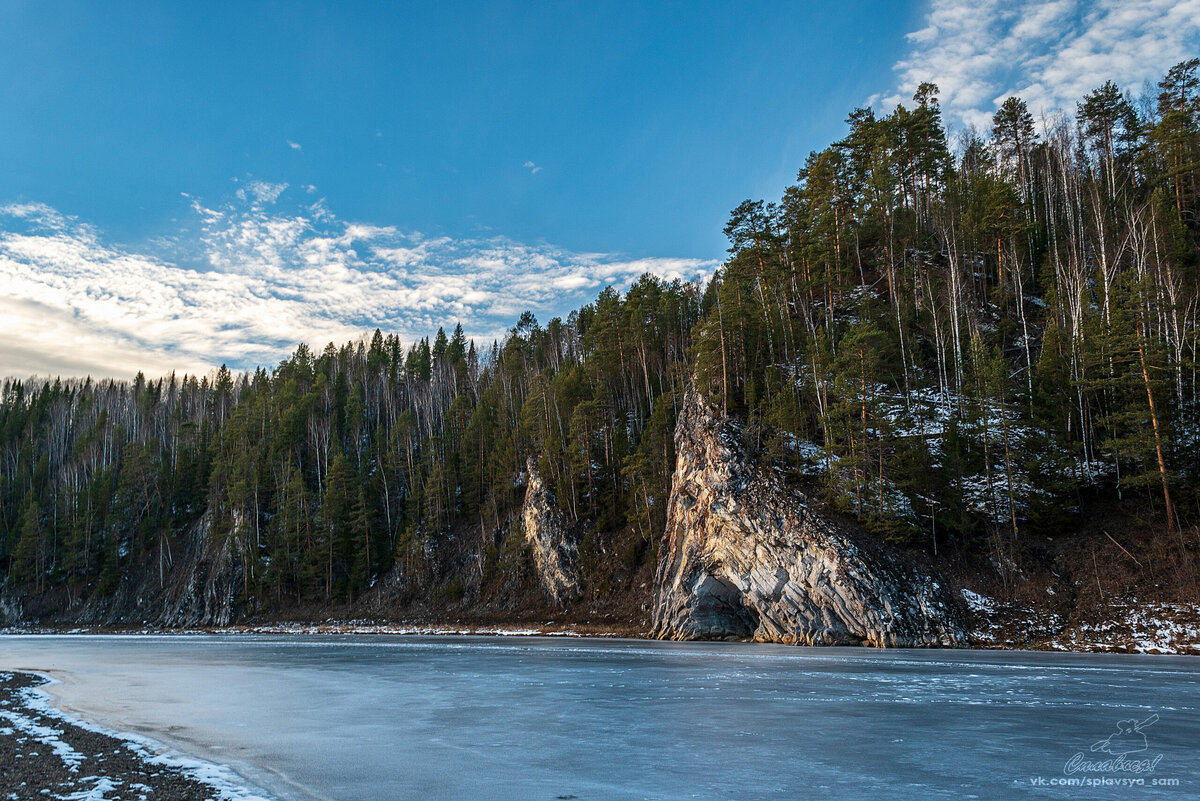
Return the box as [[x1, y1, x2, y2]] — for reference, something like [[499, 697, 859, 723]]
[[2, 0, 1198, 379], [1, 2, 917, 256]]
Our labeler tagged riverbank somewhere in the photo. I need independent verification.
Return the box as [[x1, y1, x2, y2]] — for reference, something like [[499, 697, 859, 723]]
[[5, 491, 1196, 656], [0, 671, 273, 801], [5, 604, 1200, 654], [0, 620, 632, 639]]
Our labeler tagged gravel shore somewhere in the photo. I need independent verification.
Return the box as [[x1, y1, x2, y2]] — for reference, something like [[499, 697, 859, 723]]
[[0, 671, 269, 801]]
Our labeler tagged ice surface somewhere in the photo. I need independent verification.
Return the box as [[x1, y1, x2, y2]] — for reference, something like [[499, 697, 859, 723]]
[[2, 634, 1198, 800]]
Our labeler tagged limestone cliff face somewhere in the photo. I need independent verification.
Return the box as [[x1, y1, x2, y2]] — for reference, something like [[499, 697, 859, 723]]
[[652, 387, 966, 647], [522, 456, 580, 605]]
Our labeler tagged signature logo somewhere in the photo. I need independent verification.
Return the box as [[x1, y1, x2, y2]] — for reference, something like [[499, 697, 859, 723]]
[[1091, 714, 1159, 756], [1064, 714, 1164, 776], [1026, 712, 1178, 788]]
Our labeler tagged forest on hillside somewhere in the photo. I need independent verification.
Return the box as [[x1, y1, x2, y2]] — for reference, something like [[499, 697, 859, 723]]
[[2, 60, 1199, 610]]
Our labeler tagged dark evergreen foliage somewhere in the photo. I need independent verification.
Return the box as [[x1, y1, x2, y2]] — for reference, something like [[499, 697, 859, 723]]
[[3, 61, 1199, 601], [1, 277, 701, 604]]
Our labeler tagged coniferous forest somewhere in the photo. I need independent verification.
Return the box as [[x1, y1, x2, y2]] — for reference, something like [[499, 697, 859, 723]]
[[3, 61, 1200, 617]]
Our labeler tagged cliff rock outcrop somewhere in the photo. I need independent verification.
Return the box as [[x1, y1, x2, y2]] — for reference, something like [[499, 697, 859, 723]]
[[67, 511, 244, 627], [0, 591, 22, 628], [652, 387, 966, 647], [522, 456, 580, 605]]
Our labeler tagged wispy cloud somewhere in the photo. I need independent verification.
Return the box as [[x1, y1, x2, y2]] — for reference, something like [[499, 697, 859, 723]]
[[287, 140, 302, 151], [235, 180, 289, 205], [0, 194, 716, 380], [523, 160, 543, 175], [879, 0, 1200, 130]]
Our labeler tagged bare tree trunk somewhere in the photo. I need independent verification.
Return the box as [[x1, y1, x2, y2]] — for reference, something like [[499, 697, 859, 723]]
[[1137, 314, 1176, 533]]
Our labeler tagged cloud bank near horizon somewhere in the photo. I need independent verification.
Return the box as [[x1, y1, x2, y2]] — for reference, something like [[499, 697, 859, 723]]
[[0, 192, 717, 381], [877, 0, 1200, 131]]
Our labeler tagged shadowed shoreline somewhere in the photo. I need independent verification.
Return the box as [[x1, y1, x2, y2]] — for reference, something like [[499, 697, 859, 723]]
[[0, 670, 273, 801]]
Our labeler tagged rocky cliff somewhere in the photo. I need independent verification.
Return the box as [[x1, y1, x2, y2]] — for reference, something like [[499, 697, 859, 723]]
[[15, 510, 245, 628], [96, 511, 244, 627], [522, 456, 581, 605], [0, 592, 22, 628], [652, 387, 967, 647]]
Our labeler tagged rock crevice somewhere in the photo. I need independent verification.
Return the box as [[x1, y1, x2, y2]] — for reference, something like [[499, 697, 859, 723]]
[[652, 387, 966, 647]]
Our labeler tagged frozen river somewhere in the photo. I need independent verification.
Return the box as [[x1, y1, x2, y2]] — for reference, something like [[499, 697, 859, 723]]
[[1, 634, 1196, 800]]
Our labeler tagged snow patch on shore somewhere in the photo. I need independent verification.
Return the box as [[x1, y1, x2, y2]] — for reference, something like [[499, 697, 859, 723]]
[[959, 589, 995, 615], [17, 674, 277, 801], [959, 590, 1200, 654], [0, 684, 86, 772], [2, 620, 619, 638], [233, 620, 600, 637], [1047, 601, 1200, 654], [58, 776, 120, 800]]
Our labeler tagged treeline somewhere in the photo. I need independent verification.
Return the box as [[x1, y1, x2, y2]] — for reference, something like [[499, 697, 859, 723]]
[[695, 60, 1200, 545], [0, 278, 700, 603], [3, 59, 1200, 605]]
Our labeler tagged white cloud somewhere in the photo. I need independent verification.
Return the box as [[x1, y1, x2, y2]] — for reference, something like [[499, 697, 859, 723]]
[[0, 197, 716, 380], [235, 180, 288, 205], [885, 0, 1200, 130], [523, 160, 543, 174], [287, 140, 302, 151]]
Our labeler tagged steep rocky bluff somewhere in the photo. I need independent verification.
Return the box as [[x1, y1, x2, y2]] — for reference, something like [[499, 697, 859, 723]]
[[522, 456, 581, 605], [652, 387, 967, 647], [13, 510, 244, 628]]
